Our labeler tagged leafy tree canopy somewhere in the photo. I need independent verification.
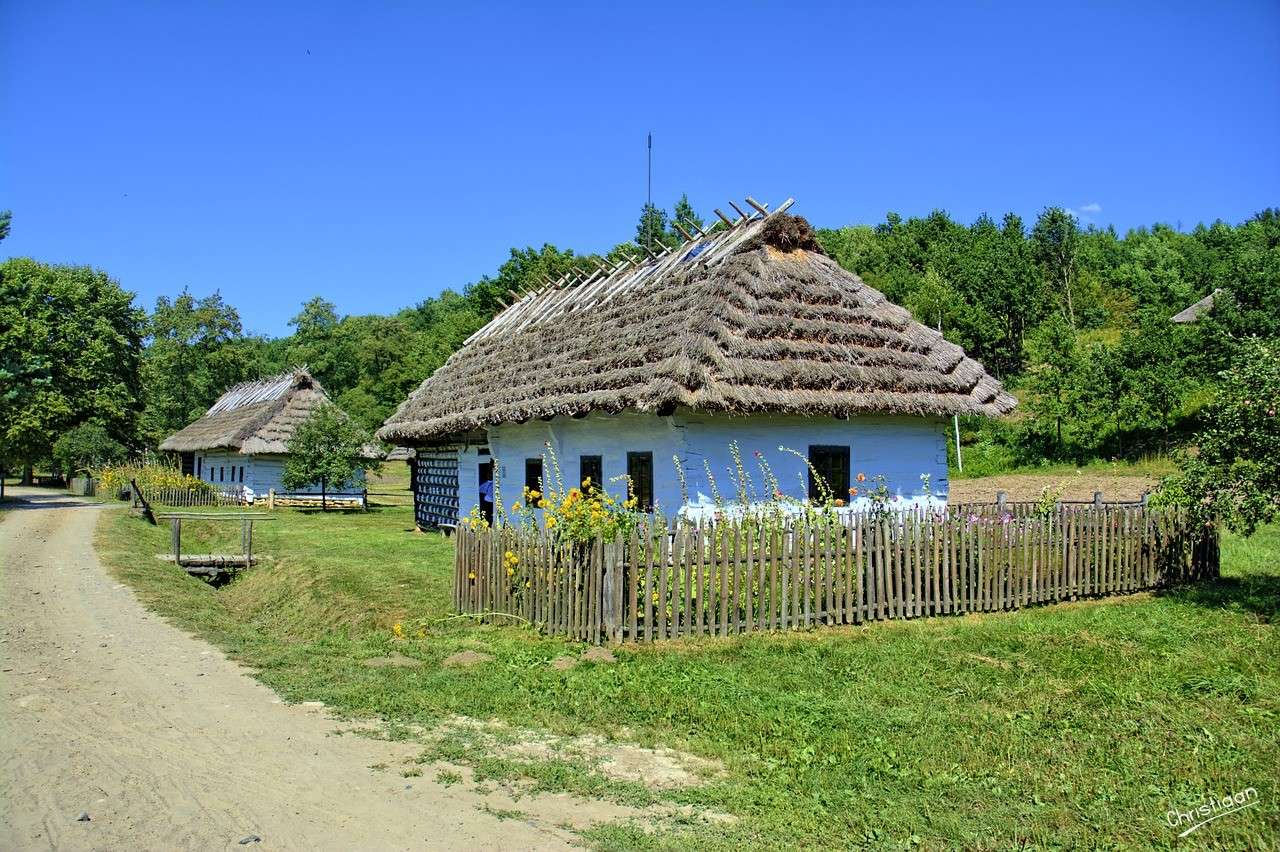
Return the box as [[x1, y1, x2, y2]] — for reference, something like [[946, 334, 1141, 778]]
[[0, 258, 144, 470], [141, 289, 262, 446], [282, 402, 379, 504], [1156, 338, 1280, 536], [52, 422, 127, 477]]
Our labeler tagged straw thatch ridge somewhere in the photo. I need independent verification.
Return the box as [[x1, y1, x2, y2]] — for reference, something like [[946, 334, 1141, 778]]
[[378, 210, 1016, 444], [159, 368, 334, 454], [1170, 288, 1227, 323]]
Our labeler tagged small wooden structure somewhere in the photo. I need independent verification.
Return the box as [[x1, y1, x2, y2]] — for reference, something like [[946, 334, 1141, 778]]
[[156, 511, 275, 581]]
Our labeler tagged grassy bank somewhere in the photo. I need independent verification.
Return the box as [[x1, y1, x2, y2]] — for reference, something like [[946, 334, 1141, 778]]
[[950, 453, 1179, 482], [95, 503, 1279, 848]]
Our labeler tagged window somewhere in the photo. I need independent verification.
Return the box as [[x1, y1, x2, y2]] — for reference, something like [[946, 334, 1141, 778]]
[[219, 466, 224, 483], [524, 458, 544, 506], [196, 456, 202, 478], [238, 466, 244, 483], [579, 455, 602, 493], [807, 445, 850, 502], [626, 452, 654, 512]]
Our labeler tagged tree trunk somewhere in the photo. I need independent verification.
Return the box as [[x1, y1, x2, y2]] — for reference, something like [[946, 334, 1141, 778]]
[[1062, 271, 1076, 330], [321, 476, 327, 512], [21, 463, 33, 486], [1, 467, 6, 500]]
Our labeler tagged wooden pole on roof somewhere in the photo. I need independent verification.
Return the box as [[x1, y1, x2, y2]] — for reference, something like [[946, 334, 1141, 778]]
[[713, 208, 736, 227], [680, 217, 708, 238], [745, 196, 770, 216], [728, 200, 751, 221], [673, 221, 696, 242]]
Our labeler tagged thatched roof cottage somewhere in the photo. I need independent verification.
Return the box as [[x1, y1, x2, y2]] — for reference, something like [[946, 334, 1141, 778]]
[[160, 368, 370, 501], [379, 199, 1015, 527]]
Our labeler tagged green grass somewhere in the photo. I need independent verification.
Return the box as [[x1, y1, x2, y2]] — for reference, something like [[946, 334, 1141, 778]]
[[951, 453, 1179, 481], [96, 506, 1279, 849]]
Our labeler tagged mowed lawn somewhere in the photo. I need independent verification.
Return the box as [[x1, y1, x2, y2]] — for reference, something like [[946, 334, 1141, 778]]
[[95, 501, 1279, 849]]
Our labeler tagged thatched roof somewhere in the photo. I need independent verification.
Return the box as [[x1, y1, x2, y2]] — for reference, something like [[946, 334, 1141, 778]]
[[378, 199, 1016, 444], [1171, 288, 1226, 323], [160, 369, 334, 454]]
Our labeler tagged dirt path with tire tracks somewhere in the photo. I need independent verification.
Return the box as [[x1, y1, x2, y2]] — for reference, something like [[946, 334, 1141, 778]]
[[0, 489, 581, 851]]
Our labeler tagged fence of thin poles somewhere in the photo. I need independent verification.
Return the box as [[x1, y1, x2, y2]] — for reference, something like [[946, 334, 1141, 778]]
[[454, 503, 1217, 644]]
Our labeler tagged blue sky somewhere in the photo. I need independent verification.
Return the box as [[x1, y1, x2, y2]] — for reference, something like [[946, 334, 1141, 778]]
[[3, 1, 1277, 337]]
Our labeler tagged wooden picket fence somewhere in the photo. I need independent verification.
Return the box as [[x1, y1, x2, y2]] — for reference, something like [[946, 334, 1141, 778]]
[[454, 506, 1217, 644], [140, 486, 245, 508]]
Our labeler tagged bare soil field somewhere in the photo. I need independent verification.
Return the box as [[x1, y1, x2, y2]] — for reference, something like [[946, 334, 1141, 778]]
[[948, 472, 1159, 504]]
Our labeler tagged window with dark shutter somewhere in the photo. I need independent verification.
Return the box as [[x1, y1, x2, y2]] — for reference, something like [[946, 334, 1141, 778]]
[[219, 466, 224, 483], [579, 455, 603, 493], [807, 445, 850, 502], [524, 458, 544, 506], [626, 451, 654, 512]]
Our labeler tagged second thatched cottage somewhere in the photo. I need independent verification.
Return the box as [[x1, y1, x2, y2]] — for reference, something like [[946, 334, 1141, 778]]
[[378, 199, 1015, 529], [160, 368, 371, 502]]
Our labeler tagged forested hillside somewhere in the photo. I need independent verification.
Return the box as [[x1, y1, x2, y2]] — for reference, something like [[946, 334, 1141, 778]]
[[2, 200, 1277, 479]]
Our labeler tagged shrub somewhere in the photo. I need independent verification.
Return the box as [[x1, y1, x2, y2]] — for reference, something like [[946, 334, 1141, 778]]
[[52, 423, 126, 477], [96, 461, 215, 499], [1154, 337, 1280, 535]]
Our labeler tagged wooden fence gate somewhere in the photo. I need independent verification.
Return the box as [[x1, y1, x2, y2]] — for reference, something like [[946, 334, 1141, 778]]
[[454, 506, 1218, 644]]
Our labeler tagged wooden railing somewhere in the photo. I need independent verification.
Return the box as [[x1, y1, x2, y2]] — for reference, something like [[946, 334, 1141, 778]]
[[454, 506, 1218, 644], [139, 486, 244, 508]]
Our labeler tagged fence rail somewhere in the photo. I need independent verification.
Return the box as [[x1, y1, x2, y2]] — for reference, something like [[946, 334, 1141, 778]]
[[455, 506, 1217, 644], [139, 486, 245, 508]]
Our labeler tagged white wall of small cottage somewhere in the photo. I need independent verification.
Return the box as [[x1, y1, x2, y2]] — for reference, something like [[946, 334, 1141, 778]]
[[471, 409, 949, 523], [192, 451, 364, 500]]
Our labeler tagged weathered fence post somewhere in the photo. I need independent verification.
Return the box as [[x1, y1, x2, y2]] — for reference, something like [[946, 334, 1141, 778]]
[[1093, 491, 1104, 508], [171, 518, 181, 565], [997, 491, 1007, 511], [267, 489, 275, 511], [602, 536, 623, 642]]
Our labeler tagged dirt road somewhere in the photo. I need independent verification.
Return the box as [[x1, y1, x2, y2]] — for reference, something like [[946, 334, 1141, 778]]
[[0, 490, 578, 851]]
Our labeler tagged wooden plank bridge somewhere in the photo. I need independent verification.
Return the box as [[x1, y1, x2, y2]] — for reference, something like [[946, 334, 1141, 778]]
[[155, 511, 275, 581]]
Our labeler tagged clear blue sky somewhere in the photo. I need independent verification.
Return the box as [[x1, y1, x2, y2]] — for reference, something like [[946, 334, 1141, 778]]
[[3, 1, 1277, 337]]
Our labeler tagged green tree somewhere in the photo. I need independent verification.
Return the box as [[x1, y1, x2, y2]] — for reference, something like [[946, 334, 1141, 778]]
[[286, 297, 360, 397], [1157, 338, 1280, 535], [670, 193, 704, 239], [142, 289, 256, 446], [0, 210, 11, 243], [1022, 314, 1081, 454], [906, 266, 962, 333], [0, 258, 143, 481], [52, 422, 127, 477], [636, 203, 669, 251], [282, 402, 378, 510], [1032, 207, 1082, 329]]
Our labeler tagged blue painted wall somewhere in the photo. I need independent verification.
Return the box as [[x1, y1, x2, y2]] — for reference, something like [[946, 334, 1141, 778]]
[[475, 409, 949, 522]]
